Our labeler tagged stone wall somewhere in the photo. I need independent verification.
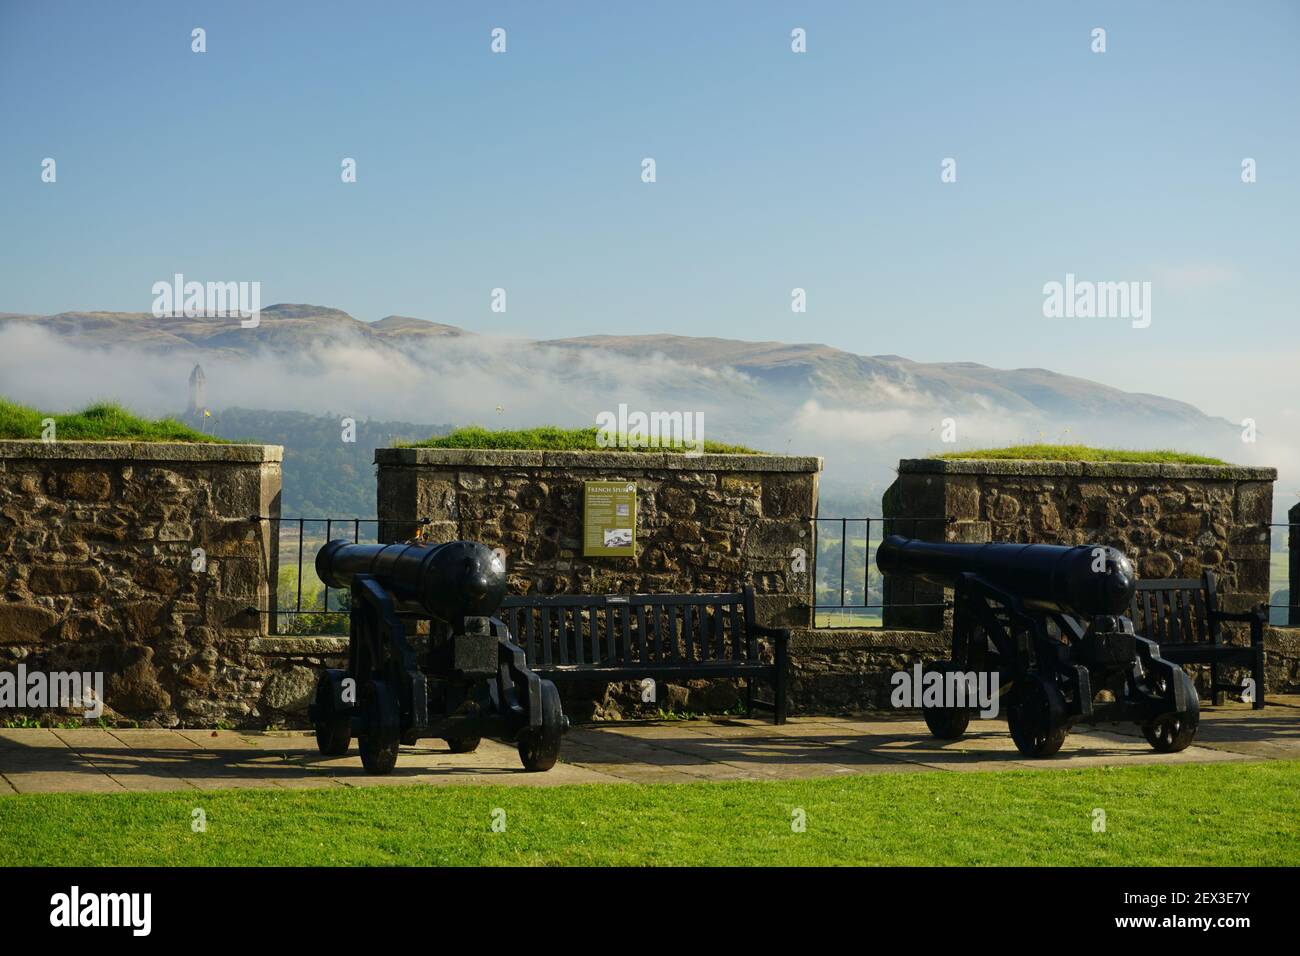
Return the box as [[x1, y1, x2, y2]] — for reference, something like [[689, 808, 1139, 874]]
[[787, 627, 948, 715], [0, 441, 294, 728], [376, 448, 821, 627], [881, 458, 1277, 629], [787, 625, 1300, 713], [772, 456, 1297, 715]]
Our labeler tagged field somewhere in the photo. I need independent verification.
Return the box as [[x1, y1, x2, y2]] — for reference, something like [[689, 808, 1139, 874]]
[[2, 760, 1296, 866]]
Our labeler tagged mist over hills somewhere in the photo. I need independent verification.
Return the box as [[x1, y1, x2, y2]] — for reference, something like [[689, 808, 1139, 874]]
[[0, 303, 1256, 515]]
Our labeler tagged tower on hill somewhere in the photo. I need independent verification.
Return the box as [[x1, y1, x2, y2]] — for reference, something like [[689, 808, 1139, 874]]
[[187, 364, 206, 416]]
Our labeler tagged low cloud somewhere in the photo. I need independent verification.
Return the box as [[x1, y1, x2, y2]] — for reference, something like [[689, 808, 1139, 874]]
[[0, 323, 1293, 523]]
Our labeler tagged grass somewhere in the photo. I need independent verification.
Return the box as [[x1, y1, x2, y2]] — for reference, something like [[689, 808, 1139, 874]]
[[405, 425, 760, 454], [937, 444, 1228, 465], [0, 399, 222, 442], [1, 760, 1296, 866]]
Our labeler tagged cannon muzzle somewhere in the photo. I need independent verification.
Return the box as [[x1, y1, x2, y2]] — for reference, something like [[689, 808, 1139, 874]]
[[315, 540, 507, 622], [875, 535, 1135, 617]]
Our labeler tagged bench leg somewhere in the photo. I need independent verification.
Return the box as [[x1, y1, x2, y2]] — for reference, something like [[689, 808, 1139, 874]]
[[745, 678, 754, 718], [774, 636, 788, 726], [1252, 646, 1267, 710], [1210, 661, 1223, 706]]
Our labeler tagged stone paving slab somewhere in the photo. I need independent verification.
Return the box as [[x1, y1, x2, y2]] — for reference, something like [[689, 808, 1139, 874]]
[[1, 697, 1296, 795]]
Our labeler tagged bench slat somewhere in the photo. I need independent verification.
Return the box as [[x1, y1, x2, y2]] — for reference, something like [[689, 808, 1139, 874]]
[[1129, 572, 1226, 647], [603, 604, 613, 663], [546, 606, 563, 665], [635, 605, 648, 663], [1178, 588, 1196, 644], [1164, 590, 1181, 643], [1192, 587, 1208, 642]]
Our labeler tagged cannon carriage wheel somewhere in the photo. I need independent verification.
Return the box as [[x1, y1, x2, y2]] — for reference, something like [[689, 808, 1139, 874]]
[[517, 681, 564, 772], [1007, 673, 1069, 757], [312, 669, 353, 756], [921, 661, 972, 740], [1142, 668, 1200, 753], [358, 679, 401, 775]]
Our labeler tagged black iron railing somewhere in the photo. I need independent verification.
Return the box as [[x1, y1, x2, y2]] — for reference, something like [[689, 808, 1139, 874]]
[[813, 515, 954, 627], [252, 516, 429, 634], [1266, 521, 1298, 626]]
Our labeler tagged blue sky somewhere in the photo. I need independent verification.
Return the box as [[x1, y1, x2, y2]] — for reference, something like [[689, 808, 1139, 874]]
[[1, 0, 1297, 417]]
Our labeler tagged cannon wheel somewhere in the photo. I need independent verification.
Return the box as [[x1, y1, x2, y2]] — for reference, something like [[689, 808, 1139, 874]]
[[444, 736, 482, 754], [358, 679, 401, 775], [517, 681, 563, 772], [921, 661, 971, 740], [1143, 670, 1200, 753], [1007, 673, 1068, 757], [313, 669, 353, 756]]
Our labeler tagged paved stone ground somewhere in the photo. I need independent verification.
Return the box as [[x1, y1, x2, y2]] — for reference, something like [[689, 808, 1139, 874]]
[[1, 697, 1296, 795]]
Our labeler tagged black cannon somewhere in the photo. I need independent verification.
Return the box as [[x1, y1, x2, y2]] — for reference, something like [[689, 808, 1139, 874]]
[[307, 539, 567, 773], [877, 535, 1199, 757]]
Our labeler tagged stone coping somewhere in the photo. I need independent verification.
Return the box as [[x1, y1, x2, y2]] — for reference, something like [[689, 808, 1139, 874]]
[[0, 440, 283, 463], [377, 447, 822, 472], [898, 457, 1276, 481], [790, 627, 949, 650], [251, 636, 349, 656], [253, 628, 1300, 657]]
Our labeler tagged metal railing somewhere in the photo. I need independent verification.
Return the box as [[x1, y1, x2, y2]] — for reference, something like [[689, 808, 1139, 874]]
[[1266, 521, 1298, 626], [813, 515, 954, 627], [253, 516, 429, 634]]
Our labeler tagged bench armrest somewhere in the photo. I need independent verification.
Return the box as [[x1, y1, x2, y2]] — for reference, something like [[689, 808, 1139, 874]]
[[749, 623, 791, 644], [1209, 606, 1267, 645]]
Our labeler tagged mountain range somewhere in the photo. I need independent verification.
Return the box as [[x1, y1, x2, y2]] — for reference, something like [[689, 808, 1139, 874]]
[[0, 303, 1220, 427]]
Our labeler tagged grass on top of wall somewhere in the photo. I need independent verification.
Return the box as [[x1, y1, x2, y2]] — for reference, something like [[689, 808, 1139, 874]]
[[937, 444, 1228, 465], [405, 425, 760, 454], [0, 399, 224, 443]]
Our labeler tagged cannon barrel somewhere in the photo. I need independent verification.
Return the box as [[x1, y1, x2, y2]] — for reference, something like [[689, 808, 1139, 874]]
[[315, 540, 507, 622], [875, 535, 1136, 617]]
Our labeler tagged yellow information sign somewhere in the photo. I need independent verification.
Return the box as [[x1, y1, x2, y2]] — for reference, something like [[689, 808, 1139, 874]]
[[583, 481, 637, 556]]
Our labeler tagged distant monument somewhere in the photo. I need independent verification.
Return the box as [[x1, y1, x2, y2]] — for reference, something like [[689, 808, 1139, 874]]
[[186, 364, 207, 419]]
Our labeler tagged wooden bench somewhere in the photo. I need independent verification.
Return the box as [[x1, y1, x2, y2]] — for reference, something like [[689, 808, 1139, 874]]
[[1128, 570, 1266, 709], [497, 586, 788, 723]]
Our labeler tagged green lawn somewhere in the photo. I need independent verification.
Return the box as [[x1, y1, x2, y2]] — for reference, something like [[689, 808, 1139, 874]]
[[0, 398, 223, 442], [938, 444, 1228, 465], [405, 425, 759, 454], [2, 760, 1296, 866]]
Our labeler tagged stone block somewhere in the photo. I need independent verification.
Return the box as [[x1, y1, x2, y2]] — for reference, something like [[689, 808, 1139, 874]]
[[217, 557, 264, 601], [1235, 481, 1273, 525], [28, 565, 104, 595], [944, 477, 980, 520], [0, 603, 59, 644], [59, 469, 112, 501]]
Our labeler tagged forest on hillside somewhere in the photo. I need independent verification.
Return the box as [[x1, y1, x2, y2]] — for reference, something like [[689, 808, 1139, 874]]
[[207, 407, 451, 516]]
